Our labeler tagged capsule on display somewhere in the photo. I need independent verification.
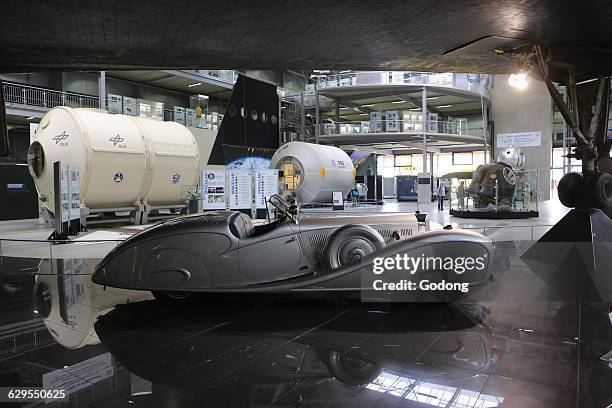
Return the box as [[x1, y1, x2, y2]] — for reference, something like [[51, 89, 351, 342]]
[[28, 107, 200, 212], [269, 141, 355, 204]]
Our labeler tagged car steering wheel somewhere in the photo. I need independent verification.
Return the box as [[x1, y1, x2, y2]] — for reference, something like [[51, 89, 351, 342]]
[[267, 194, 298, 223]]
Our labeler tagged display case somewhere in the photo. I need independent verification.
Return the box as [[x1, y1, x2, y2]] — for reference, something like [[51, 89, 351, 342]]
[[449, 168, 540, 218]]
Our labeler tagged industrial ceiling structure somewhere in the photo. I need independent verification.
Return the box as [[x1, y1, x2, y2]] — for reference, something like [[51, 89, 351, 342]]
[[1, 1, 611, 80]]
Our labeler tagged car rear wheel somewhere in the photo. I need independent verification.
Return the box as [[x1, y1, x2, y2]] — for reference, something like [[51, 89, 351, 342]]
[[323, 224, 385, 270], [151, 290, 195, 306]]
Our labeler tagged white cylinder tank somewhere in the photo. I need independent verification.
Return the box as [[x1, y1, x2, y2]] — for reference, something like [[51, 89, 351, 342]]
[[28, 107, 200, 212], [269, 142, 355, 203]]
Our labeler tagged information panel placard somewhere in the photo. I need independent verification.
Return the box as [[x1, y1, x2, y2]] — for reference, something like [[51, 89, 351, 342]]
[[497, 131, 541, 147], [228, 170, 252, 209], [202, 170, 226, 210], [255, 169, 279, 209], [60, 165, 80, 222]]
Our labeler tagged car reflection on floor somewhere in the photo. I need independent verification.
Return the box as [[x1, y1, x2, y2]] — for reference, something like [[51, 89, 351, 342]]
[[0, 241, 611, 407], [94, 298, 499, 407]]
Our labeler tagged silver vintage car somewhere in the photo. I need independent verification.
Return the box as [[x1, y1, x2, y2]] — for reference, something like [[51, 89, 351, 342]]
[[92, 195, 493, 304]]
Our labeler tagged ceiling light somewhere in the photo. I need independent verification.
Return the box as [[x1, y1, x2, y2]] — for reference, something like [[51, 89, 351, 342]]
[[359, 113, 368, 116], [339, 107, 348, 110], [436, 104, 452, 108], [360, 104, 375, 107], [392, 100, 405, 104], [187, 82, 202, 87], [339, 70, 351, 74], [576, 78, 598, 85], [26, 116, 35, 120], [426, 96, 439, 100], [409, 108, 421, 111], [508, 72, 528, 90]]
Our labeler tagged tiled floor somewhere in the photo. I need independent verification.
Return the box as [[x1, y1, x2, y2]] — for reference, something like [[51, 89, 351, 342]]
[[0, 237, 610, 407], [0, 200, 609, 407]]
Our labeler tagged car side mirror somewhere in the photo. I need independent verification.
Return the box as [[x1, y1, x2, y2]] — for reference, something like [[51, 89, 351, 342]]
[[0, 79, 8, 157]]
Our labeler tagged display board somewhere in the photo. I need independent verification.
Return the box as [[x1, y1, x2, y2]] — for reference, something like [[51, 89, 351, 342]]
[[185, 108, 195, 127], [497, 131, 541, 147], [228, 170, 252, 209], [43, 353, 113, 400], [29, 122, 38, 144], [385, 110, 400, 132], [332, 191, 344, 210], [122, 96, 137, 116], [255, 169, 279, 209], [370, 111, 383, 132], [0, 165, 39, 221], [396, 175, 418, 202], [202, 170, 226, 210], [60, 164, 80, 222], [107, 94, 123, 114], [174, 106, 185, 125]]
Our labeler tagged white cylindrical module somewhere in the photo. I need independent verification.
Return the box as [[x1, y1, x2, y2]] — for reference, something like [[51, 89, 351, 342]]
[[27, 107, 200, 212], [269, 141, 355, 203]]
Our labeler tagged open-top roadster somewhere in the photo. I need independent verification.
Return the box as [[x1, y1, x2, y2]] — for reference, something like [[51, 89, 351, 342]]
[[92, 195, 493, 303]]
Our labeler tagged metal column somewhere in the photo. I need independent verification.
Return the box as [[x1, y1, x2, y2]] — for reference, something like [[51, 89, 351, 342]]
[[98, 71, 106, 110], [335, 98, 340, 134], [562, 87, 570, 174], [421, 87, 427, 173], [314, 81, 320, 144], [300, 91, 305, 141]]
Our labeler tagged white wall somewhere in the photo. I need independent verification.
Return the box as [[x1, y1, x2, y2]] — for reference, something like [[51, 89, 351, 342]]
[[189, 127, 218, 170], [491, 74, 553, 200]]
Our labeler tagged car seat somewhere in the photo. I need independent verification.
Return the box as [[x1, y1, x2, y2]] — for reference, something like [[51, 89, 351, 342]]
[[228, 212, 255, 239]]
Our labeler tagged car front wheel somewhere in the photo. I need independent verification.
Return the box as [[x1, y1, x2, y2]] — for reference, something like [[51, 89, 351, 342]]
[[323, 224, 385, 270]]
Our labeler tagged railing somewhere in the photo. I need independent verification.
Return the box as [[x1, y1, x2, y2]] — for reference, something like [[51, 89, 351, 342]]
[[460, 224, 554, 242], [3, 82, 100, 110], [184, 69, 238, 84], [316, 71, 491, 99], [0, 237, 124, 267], [315, 120, 485, 138]]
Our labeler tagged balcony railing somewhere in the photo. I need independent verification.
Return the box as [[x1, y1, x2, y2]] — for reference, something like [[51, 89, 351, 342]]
[[183, 69, 238, 84], [316, 71, 491, 99], [3, 82, 100, 110], [316, 120, 485, 138]]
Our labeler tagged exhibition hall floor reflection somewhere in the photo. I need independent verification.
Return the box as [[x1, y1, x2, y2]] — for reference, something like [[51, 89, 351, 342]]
[[1, 241, 610, 408]]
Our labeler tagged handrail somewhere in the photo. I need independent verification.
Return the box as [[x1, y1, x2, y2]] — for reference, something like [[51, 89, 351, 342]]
[[183, 69, 238, 84], [459, 224, 554, 241], [316, 71, 490, 99], [3, 81, 100, 109], [315, 120, 485, 137]]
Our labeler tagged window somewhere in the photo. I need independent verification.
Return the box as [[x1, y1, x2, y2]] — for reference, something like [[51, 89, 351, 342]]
[[394, 155, 411, 167], [452, 152, 473, 165], [27, 141, 45, 178]]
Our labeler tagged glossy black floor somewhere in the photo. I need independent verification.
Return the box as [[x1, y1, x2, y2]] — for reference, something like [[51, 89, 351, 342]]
[[1, 240, 611, 408]]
